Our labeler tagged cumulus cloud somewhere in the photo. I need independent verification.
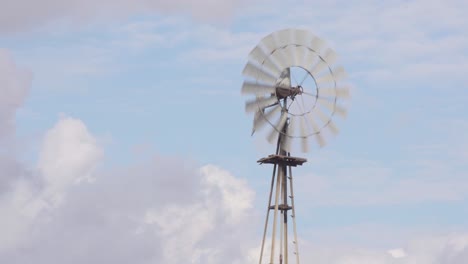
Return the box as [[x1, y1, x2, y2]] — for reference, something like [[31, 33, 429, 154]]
[[0, 115, 103, 251], [0, 117, 257, 263], [37, 116, 103, 205], [0, 50, 33, 250], [0, 49, 31, 141]]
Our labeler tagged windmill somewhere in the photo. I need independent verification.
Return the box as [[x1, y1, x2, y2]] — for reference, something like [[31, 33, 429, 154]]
[[241, 28, 350, 264]]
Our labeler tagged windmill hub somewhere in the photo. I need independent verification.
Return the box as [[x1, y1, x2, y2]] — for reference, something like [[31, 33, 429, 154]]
[[275, 85, 303, 100]]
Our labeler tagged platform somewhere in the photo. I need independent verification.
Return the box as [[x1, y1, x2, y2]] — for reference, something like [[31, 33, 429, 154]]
[[257, 154, 307, 167]]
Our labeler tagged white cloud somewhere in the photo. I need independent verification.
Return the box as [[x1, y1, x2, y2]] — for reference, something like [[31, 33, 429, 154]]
[[143, 164, 255, 263], [0, 115, 103, 251], [37, 115, 103, 205], [0, 128, 257, 263], [388, 248, 406, 258], [0, 49, 32, 141]]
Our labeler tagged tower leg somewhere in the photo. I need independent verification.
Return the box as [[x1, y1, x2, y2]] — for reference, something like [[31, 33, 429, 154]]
[[282, 164, 289, 264], [259, 163, 277, 264], [288, 162, 300, 264], [270, 164, 283, 263]]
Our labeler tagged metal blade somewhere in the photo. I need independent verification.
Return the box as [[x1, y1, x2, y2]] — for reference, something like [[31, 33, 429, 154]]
[[317, 98, 348, 118], [267, 111, 288, 144], [252, 104, 281, 133], [305, 112, 321, 134], [299, 116, 309, 152], [273, 29, 293, 48], [270, 48, 290, 71], [242, 62, 277, 85], [302, 51, 320, 77], [259, 35, 289, 76], [245, 96, 278, 113], [305, 112, 326, 147], [316, 66, 347, 84], [315, 106, 339, 135], [260, 34, 277, 54], [282, 45, 297, 68], [309, 59, 329, 77], [248, 47, 281, 78], [336, 85, 351, 98], [319, 85, 350, 99], [310, 35, 325, 53], [320, 48, 338, 67], [249, 46, 268, 65], [326, 120, 340, 135], [292, 29, 312, 46], [294, 46, 315, 69], [314, 132, 326, 148], [263, 59, 282, 78], [251, 110, 262, 135], [301, 137, 309, 152], [241, 81, 276, 95], [318, 87, 336, 97], [314, 107, 330, 127], [294, 45, 308, 67]]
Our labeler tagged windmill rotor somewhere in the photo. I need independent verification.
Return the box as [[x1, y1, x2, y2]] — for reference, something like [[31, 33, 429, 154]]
[[241, 28, 351, 152]]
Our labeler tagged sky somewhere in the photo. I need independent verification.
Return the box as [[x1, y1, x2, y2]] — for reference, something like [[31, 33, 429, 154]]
[[1, 0, 468, 263]]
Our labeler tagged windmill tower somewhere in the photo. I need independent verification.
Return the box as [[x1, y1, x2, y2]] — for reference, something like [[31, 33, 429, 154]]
[[241, 29, 350, 264]]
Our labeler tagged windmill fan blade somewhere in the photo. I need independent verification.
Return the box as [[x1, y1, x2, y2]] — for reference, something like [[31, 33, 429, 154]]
[[320, 48, 338, 67], [293, 46, 308, 67], [252, 104, 281, 133], [249, 46, 268, 65], [294, 46, 318, 70], [270, 47, 290, 71], [273, 29, 294, 48], [248, 47, 282, 78], [314, 132, 326, 147], [305, 112, 326, 147], [299, 116, 310, 152], [242, 62, 277, 85], [335, 85, 351, 98], [251, 111, 262, 135], [302, 50, 320, 74], [267, 111, 288, 144], [319, 85, 350, 98], [314, 107, 330, 127], [245, 96, 278, 113], [292, 29, 312, 46], [327, 120, 340, 135], [315, 105, 339, 135], [317, 98, 348, 118], [310, 35, 325, 53], [318, 87, 336, 97], [260, 34, 277, 54], [281, 45, 297, 68], [305, 112, 321, 134], [301, 137, 309, 152], [309, 59, 329, 77], [241, 81, 276, 95], [316, 66, 347, 84]]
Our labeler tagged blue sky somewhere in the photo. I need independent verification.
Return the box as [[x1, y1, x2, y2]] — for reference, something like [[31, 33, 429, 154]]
[[1, 0, 468, 263]]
